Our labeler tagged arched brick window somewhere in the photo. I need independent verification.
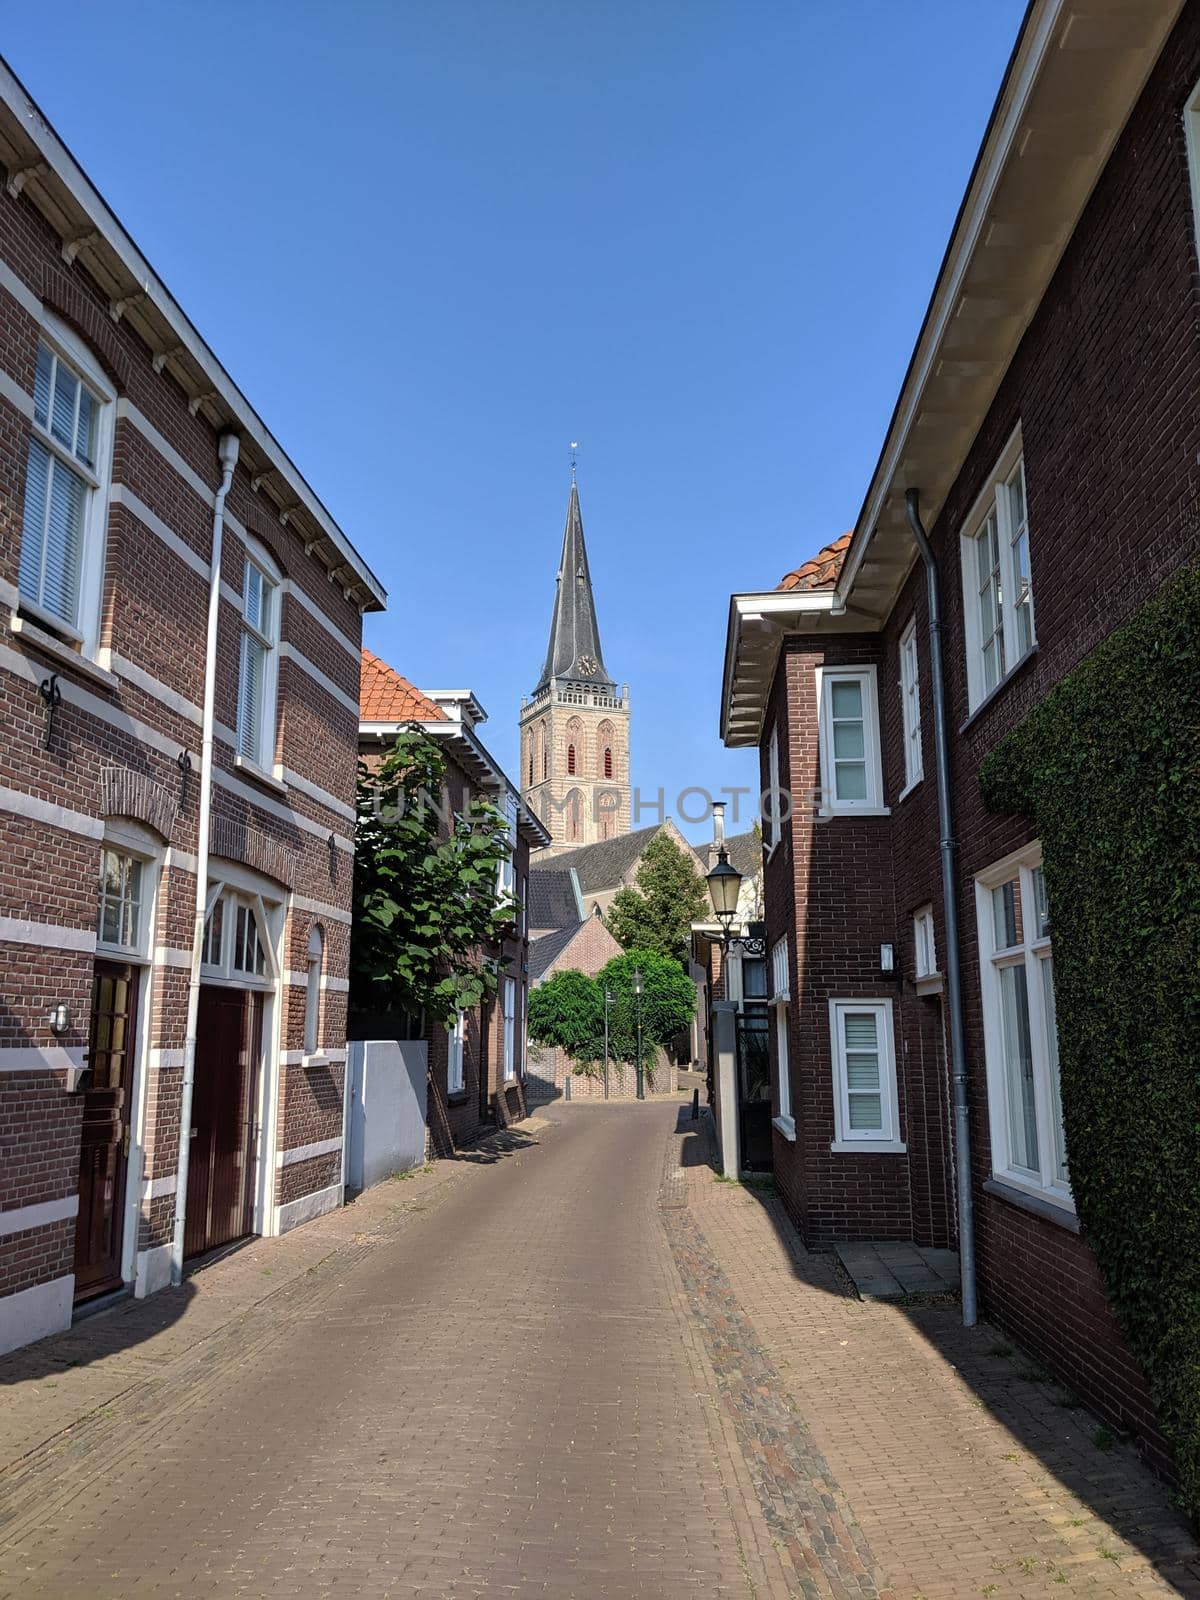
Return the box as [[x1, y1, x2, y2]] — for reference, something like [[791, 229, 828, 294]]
[[596, 719, 616, 781]]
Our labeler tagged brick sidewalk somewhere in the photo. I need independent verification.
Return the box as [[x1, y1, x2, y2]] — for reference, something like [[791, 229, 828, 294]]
[[672, 1114, 1200, 1600], [0, 1105, 1195, 1599]]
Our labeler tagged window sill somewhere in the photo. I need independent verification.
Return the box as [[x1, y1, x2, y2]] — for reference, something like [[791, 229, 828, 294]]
[[960, 645, 1039, 734], [234, 754, 288, 796], [895, 776, 923, 805], [446, 1089, 470, 1106], [984, 1176, 1079, 1233], [816, 805, 892, 820], [830, 1139, 907, 1155], [913, 973, 944, 997], [9, 611, 118, 692], [772, 1114, 796, 1142], [301, 1053, 335, 1071]]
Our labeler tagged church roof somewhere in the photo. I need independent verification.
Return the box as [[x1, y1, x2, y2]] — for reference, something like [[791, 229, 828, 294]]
[[359, 648, 448, 724], [527, 868, 585, 934], [532, 823, 704, 897], [533, 481, 614, 693]]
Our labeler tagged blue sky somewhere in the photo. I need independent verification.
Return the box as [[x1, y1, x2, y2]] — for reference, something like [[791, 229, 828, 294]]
[[5, 1, 1025, 841]]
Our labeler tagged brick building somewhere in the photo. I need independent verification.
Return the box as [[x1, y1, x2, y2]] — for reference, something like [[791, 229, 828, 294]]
[[0, 63, 385, 1354], [719, 0, 1199, 1467], [358, 649, 550, 1152], [524, 909, 625, 1103]]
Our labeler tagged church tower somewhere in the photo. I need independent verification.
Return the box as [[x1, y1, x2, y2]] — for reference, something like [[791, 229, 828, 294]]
[[520, 477, 630, 853]]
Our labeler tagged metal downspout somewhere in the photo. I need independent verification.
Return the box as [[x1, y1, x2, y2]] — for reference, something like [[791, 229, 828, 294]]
[[904, 488, 978, 1327], [170, 432, 240, 1286]]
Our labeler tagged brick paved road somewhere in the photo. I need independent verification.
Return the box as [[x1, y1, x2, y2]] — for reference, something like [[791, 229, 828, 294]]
[[0, 1104, 1196, 1600]]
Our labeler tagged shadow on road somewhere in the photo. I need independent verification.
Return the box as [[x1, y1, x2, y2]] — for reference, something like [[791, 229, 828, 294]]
[[676, 1108, 1200, 1596]]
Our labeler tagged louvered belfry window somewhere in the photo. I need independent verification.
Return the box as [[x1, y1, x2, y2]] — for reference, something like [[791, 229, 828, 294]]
[[20, 340, 104, 634]]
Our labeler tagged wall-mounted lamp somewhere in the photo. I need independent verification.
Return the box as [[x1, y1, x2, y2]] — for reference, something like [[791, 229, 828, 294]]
[[879, 943, 897, 979], [49, 1001, 71, 1037]]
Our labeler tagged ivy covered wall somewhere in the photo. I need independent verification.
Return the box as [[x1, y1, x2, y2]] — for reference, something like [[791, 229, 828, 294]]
[[979, 562, 1200, 1518]]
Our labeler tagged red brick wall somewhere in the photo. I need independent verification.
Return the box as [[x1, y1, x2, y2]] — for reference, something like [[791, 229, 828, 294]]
[[758, 5, 1200, 1467], [0, 149, 363, 1322]]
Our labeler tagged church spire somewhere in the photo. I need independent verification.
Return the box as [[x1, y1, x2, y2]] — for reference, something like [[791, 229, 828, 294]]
[[533, 479, 614, 693]]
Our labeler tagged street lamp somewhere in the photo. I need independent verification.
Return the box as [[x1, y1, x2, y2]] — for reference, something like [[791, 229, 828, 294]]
[[705, 845, 744, 949], [632, 966, 645, 1101]]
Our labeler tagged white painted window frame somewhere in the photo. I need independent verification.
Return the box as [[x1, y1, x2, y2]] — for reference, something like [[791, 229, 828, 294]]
[[814, 665, 886, 815], [763, 723, 781, 852], [201, 880, 281, 991], [912, 903, 942, 996], [770, 936, 794, 1140], [974, 842, 1072, 1212], [448, 1009, 466, 1095], [958, 427, 1034, 713], [303, 924, 324, 1057], [235, 536, 281, 774], [502, 976, 516, 1081], [498, 791, 518, 898], [898, 616, 923, 797], [19, 313, 114, 658], [828, 997, 905, 1153]]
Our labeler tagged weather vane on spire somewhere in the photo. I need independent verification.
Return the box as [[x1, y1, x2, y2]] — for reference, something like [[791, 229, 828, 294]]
[[569, 440, 579, 483]]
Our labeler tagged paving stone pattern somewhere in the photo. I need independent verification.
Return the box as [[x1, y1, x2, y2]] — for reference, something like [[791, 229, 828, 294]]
[[0, 1103, 1196, 1599]]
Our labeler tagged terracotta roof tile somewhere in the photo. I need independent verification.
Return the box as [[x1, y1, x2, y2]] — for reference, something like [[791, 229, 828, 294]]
[[359, 648, 448, 723], [777, 531, 853, 592]]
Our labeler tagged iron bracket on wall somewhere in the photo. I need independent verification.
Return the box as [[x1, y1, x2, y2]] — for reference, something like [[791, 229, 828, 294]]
[[38, 673, 61, 749], [177, 748, 192, 809]]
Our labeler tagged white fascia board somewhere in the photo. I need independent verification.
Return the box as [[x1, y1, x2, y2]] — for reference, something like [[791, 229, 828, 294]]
[[420, 690, 488, 725], [0, 62, 387, 611], [719, 589, 839, 746], [836, 0, 1066, 603]]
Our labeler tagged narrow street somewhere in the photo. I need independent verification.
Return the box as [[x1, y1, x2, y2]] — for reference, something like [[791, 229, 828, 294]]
[[0, 1105, 1196, 1600]]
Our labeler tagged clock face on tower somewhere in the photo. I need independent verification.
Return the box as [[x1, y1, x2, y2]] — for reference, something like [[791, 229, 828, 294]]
[[576, 655, 597, 677]]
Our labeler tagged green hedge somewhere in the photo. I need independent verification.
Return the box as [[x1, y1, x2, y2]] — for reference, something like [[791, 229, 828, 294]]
[[979, 562, 1200, 1518]]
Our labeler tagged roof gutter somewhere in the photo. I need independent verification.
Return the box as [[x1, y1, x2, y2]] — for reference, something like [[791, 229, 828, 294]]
[[904, 489, 976, 1328]]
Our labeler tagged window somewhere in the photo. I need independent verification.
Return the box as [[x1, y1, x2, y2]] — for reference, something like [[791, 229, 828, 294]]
[[236, 546, 280, 769], [975, 844, 1069, 1207], [770, 937, 793, 1136], [448, 1009, 465, 1094], [898, 617, 923, 793], [567, 743, 576, 775], [763, 724, 782, 849], [202, 886, 278, 986], [19, 328, 112, 648], [959, 432, 1035, 711], [913, 905, 937, 980], [604, 746, 613, 779], [304, 925, 323, 1055], [97, 849, 144, 953], [815, 666, 884, 813], [829, 999, 903, 1150], [498, 792, 518, 898], [502, 978, 516, 1081]]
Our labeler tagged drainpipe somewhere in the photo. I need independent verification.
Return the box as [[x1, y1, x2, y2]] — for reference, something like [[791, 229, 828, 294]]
[[170, 431, 240, 1287], [903, 488, 977, 1328]]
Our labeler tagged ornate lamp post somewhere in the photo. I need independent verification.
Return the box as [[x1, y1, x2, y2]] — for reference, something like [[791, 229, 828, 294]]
[[632, 966, 644, 1101], [705, 846, 744, 950]]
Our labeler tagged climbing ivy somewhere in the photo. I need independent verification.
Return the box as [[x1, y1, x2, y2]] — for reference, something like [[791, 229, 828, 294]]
[[978, 562, 1200, 1519]]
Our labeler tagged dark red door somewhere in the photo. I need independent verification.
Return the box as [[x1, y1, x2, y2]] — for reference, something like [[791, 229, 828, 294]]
[[185, 987, 263, 1259], [74, 960, 139, 1302]]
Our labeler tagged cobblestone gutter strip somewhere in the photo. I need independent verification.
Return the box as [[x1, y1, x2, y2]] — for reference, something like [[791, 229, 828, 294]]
[[661, 1197, 894, 1600]]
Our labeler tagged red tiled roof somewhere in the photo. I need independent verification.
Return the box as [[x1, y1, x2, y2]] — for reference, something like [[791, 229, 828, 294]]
[[359, 648, 447, 723], [777, 532, 853, 592]]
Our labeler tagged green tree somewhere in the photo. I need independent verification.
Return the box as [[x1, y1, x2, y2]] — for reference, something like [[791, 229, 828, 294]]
[[527, 969, 606, 1062], [597, 949, 696, 1072], [350, 730, 513, 1029], [605, 832, 708, 968]]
